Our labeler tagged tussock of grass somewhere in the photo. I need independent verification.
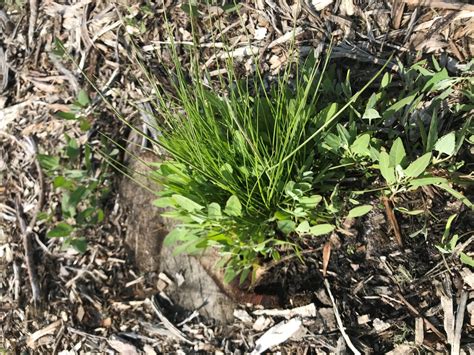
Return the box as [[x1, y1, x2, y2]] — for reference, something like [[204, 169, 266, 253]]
[[118, 16, 474, 283]]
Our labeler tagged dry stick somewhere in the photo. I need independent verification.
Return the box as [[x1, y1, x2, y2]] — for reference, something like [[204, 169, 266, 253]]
[[383, 197, 403, 247], [324, 279, 361, 355], [452, 290, 468, 355], [402, 0, 474, 11], [9, 136, 45, 304], [27, 0, 38, 49], [148, 297, 194, 345], [396, 292, 447, 342], [14, 197, 41, 304], [0, 47, 8, 92]]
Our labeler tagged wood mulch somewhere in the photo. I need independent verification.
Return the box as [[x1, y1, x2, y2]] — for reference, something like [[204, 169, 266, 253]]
[[0, 0, 473, 353]]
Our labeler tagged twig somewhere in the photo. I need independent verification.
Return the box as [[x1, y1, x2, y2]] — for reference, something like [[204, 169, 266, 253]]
[[49, 54, 80, 94], [25, 137, 45, 235], [149, 297, 194, 345], [396, 292, 446, 341], [452, 290, 468, 355], [402, 0, 474, 11], [14, 197, 41, 304], [324, 279, 361, 355], [13, 260, 20, 302], [0, 47, 8, 93], [67, 327, 106, 340], [28, 0, 38, 49], [8, 136, 45, 305], [176, 310, 200, 326]]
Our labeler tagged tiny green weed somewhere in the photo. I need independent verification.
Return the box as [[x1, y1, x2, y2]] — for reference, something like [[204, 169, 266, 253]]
[[38, 90, 112, 253]]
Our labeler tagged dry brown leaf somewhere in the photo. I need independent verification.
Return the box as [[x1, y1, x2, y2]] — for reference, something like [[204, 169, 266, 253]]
[[382, 197, 403, 246], [322, 241, 331, 277]]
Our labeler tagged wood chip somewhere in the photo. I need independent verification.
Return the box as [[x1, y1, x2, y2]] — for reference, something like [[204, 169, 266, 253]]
[[402, 0, 474, 11], [251, 318, 302, 355], [415, 317, 424, 345], [27, 320, 61, 349], [108, 337, 139, 355], [253, 303, 317, 318], [310, 0, 333, 11]]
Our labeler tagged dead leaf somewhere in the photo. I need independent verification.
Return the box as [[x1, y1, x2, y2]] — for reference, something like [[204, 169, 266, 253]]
[[322, 241, 331, 277], [383, 197, 403, 246]]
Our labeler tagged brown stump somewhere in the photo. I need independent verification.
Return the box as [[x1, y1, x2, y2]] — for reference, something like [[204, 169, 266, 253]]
[[119, 152, 278, 323]]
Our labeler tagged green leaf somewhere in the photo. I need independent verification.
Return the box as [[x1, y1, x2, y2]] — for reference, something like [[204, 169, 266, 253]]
[[299, 195, 322, 208], [460, 252, 474, 267], [173, 194, 204, 212], [395, 207, 424, 215], [96, 208, 104, 223], [61, 193, 75, 217], [53, 176, 74, 190], [379, 151, 396, 185], [163, 228, 188, 247], [422, 68, 449, 92], [79, 118, 91, 131], [224, 266, 238, 284], [323, 133, 341, 152], [224, 195, 242, 217], [153, 197, 177, 208], [438, 184, 473, 209], [76, 89, 90, 108], [66, 136, 80, 160], [295, 220, 310, 234], [404, 153, 432, 178], [52, 37, 66, 57], [55, 111, 78, 120], [38, 154, 60, 171], [380, 72, 391, 89], [69, 186, 88, 208], [47, 222, 73, 238], [68, 238, 87, 253], [362, 108, 381, 120], [434, 132, 456, 156], [277, 220, 296, 235], [409, 177, 448, 188], [208, 202, 222, 219], [273, 211, 290, 221], [37, 212, 49, 221], [309, 224, 335, 236], [219, 163, 234, 181], [347, 205, 373, 218], [350, 134, 371, 156], [318, 102, 339, 125], [383, 93, 417, 119], [239, 267, 251, 285], [389, 138, 406, 167], [426, 110, 439, 152], [442, 214, 457, 243], [173, 237, 201, 255]]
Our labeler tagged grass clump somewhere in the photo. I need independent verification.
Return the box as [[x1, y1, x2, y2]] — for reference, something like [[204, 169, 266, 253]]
[[119, 12, 473, 283]]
